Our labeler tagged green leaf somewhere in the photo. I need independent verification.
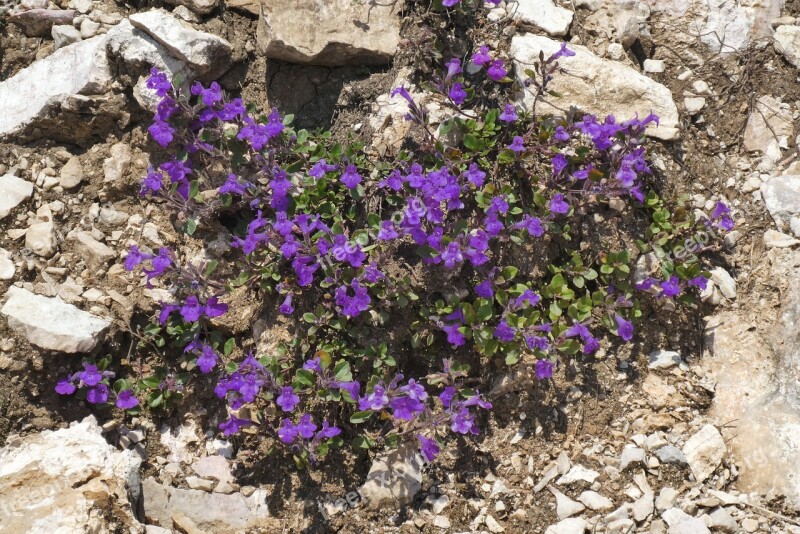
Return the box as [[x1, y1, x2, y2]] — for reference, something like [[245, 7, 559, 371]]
[[333, 361, 353, 382], [223, 337, 236, 356], [203, 260, 219, 277], [463, 133, 480, 151], [350, 411, 372, 424], [294, 369, 315, 387], [302, 312, 316, 323], [185, 218, 198, 236]]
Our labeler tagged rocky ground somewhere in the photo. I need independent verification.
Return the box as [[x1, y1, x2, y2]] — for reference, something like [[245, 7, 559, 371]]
[[2, 0, 800, 533]]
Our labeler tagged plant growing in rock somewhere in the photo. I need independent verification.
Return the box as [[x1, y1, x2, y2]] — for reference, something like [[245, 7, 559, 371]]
[[55, 42, 731, 466]]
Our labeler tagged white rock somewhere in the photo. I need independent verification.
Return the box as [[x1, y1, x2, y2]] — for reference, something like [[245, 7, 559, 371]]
[[643, 59, 665, 73], [59, 156, 83, 188], [509, 34, 680, 140], [507, 0, 573, 36], [103, 142, 132, 183], [710, 267, 736, 299], [648, 349, 682, 369], [654, 445, 688, 466], [79, 18, 100, 39], [433, 515, 451, 529], [662, 507, 711, 534], [682, 424, 726, 482], [545, 517, 588, 534], [620, 445, 646, 471], [0, 174, 34, 219], [359, 444, 423, 509], [764, 229, 800, 247], [0, 416, 141, 533], [549, 486, 586, 519], [26, 220, 57, 258], [0, 35, 112, 139], [761, 174, 800, 236], [164, 0, 219, 15], [159, 421, 200, 463], [52, 24, 82, 49], [0, 248, 15, 280], [75, 231, 116, 265], [631, 492, 654, 522], [684, 96, 706, 114], [1, 286, 111, 352], [774, 25, 800, 69], [72, 0, 93, 14], [485, 514, 504, 533], [256, 0, 401, 66], [655, 487, 679, 511], [700, 0, 780, 53], [185, 475, 215, 492], [557, 464, 600, 485], [129, 9, 232, 77], [578, 490, 613, 511], [708, 508, 738, 533], [743, 95, 793, 162]]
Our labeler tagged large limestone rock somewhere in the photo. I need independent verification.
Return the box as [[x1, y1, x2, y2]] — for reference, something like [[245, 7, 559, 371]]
[[774, 24, 800, 70], [129, 9, 232, 78], [507, 0, 573, 37], [702, 250, 800, 509], [142, 477, 271, 532], [0, 416, 143, 533], [509, 34, 679, 140], [760, 174, 800, 237], [359, 444, 424, 509], [1, 286, 111, 352], [743, 95, 793, 162], [256, 0, 401, 66], [0, 174, 34, 220], [0, 35, 113, 140]]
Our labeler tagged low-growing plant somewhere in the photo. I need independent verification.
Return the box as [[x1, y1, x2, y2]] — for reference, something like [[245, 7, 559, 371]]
[[56, 34, 732, 466]]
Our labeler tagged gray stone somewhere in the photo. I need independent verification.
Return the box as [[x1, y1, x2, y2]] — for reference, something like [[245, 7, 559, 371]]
[[662, 508, 711, 534], [764, 229, 800, 248], [129, 9, 232, 77], [52, 24, 81, 49], [142, 477, 270, 531], [761, 175, 800, 236], [103, 142, 132, 183], [185, 475, 215, 491], [775, 25, 800, 69], [708, 508, 738, 532], [0, 35, 112, 140], [79, 18, 100, 39], [648, 350, 682, 369], [256, 0, 401, 66], [359, 444, 423, 509], [192, 455, 233, 484], [26, 221, 57, 258], [164, 0, 219, 15], [631, 492, 654, 522], [1, 286, 111, 352], [0, 174, 34, 219], [683, 424, 726, 482], [9, 8, 75, 37], [743, 95, 793, 162], [75, 231, 116, 265], [0, 416, 141, 534], [710, 267, 736, 299], [656, 487, 679, 511], [620, 446, 646, 471], [654, 445, 688, 466], [509, 34, 679, 140], [59, 156, 84, 188], [507, 0, 572, 36]]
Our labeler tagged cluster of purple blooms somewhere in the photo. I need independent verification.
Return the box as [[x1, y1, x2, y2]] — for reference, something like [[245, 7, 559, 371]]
[[56, 362, 139, 410], [54, 39, 735, 466]]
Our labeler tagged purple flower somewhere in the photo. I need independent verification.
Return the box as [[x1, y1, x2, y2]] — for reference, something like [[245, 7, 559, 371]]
[[358, 384, 389, 411], [400, 379, 428, 401], [391, 85, 414, 104], [145, 68, 172, 96], [297, 413, 317, 439], [475, 279, 494, 298], [441, 242, 463, 269], [389, 396, 425, 420], [442, 0, 460, 6], [513, 215, 545, 237], [471, 45, 492, 66], [141, 169, 164, 195], [449, 83, 467, 105], [340, 164, 362, 189], [554, 126, 570, 142], [55, 378, 76, 395], [303, 358, 322, 373], [514, 289, 541, 308], [378, 220, 399, 240], [464, 163, 486, 187], [487, 59, 507, 81], [309, 159, 337, 180], [219, 173, 247, 196], [494, 320, 516, 342], [418, 434, 440, 463], [335, 279, 371, 317], [615, 315, 634, 342], [549, 193, 570, 214], [148, 120, 174, 147], [439, 387, 457, 409], [276, 386, 300, 412], [660, 276, 681, 297], [337, 381, 360, 401], [499, 104, 518, 122], [278, 419, 297, 443], [525, 335, 550, 351], [445, 57, 462, 80], [205, 297, 228, 318], [508, 136, 525, 152], [548, 42, 576, 62], [86, 383, 109, 404], [144, 248, 172, 282], [196, 345, 218, 374], [535, 359, 555, 379], [451, 407, 476, 434], [711, 202, 734, 230], [124, 245, 151, 272], [116, 390, 139, 410], [219, 98, 246, 121], [191, 81, 222, 106], [315, 422, 342, 440], [442, 324, 466, 346], [78, 363, 103, 386], [688, 275, 708, 291], [583, 337, 601, 354], [220, 417, 252, 436], [552, 153, 567, 174], [180, 296, 203, 323], [279, 294, 294, 315]]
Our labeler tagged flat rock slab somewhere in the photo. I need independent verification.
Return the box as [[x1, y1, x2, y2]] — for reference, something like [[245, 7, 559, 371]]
[[761, 175, 800, 236], [142, 477, 271, 532], [1, 286, 111, 352], [256, 0, 401, 66], [682, 424, 725, 482], [0, 174, 34, 220], [509, 34, 680, 141], [129, 9, 232, 77], [0, 416, 141, 533], [0, 35, 112, 140]]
